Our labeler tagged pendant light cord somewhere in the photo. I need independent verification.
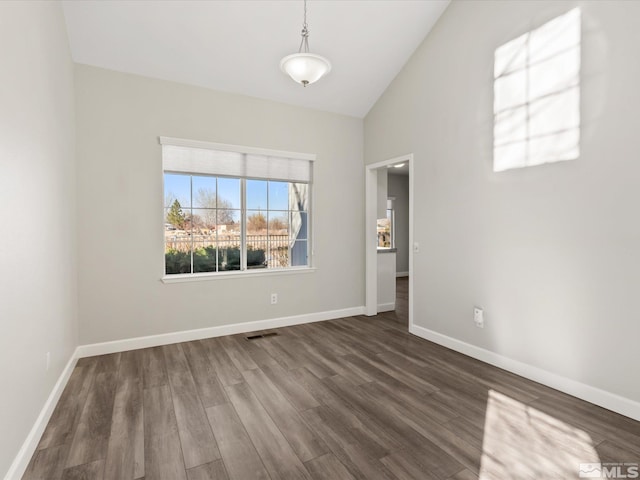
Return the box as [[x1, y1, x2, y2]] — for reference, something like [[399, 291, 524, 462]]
[[298, 0, 310, 53]]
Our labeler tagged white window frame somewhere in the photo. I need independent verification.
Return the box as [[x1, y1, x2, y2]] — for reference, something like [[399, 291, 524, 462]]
[[160, 137, 315, 283]]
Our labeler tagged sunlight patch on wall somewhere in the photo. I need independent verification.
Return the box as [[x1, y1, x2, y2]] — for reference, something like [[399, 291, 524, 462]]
[[493, 9, 581, 172], [479, 390, 599, 479]]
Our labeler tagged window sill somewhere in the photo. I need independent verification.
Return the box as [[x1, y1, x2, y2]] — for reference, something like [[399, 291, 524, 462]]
[[161, 267, 316, 284]]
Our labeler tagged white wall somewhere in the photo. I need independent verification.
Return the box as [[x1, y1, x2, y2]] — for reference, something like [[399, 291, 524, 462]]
[[388, 173, 409, 274], [365, 0, 640, 404], [75, 65, 364, 345], [0, 1, 77, 476]]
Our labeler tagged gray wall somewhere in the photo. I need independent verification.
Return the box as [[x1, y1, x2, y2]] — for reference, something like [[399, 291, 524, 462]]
[[0, 2, 77, 475], [75, 65, 364, 344], [388, 173, 409, 275], [365, 0, 640, 403]]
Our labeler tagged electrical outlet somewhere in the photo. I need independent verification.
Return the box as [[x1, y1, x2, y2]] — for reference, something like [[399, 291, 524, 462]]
[[46, 352, 51, 371], [270, 293, 278, 305], [474, 307, 484, 328]]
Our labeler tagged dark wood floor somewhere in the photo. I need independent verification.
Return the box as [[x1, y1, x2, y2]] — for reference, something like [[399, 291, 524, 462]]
[[24, 277, 640, 479]]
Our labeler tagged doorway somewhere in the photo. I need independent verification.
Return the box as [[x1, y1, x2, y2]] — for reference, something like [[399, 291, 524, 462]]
[[365, 154, 414, 331]]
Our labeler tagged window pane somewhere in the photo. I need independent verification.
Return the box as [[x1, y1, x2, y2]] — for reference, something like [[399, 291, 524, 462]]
[[165, 234, 192, 275], [164, 173, 191, 210], [268, 181, 289, 210], [165, 203, 189, 232], [268, 242, 289, 268], [247, 210, 267, 235], [191, 208, 216, 233], [268, 212, 289, 236], [216, 209, 240, 234], [193, 244, 217, 273], [290, 240, 308, 267], [246, 179, 267, 210], [291, 211, 308, 240], [218, 245, 241, 271], [247, 245, 267, 269], [217, 177, 241, 209], [192, 176, 217, 209]]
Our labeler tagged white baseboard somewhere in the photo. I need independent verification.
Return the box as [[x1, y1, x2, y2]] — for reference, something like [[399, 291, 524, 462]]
[[396, 271, 409, 278], [377, 302, 396, 313], [77, 306, 366, 358], [4, 349, 79, 480], [409, 324, 640, 422]]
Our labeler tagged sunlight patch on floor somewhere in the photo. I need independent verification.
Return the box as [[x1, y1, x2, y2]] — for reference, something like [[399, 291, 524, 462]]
[[480, 389, 599, 479]]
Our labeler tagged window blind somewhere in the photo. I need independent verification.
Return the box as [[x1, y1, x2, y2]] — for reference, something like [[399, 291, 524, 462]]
[[160, 137, 313, 183]]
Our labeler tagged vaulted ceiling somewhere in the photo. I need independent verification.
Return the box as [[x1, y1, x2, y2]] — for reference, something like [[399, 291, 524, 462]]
[[62, 1, 449, 118]]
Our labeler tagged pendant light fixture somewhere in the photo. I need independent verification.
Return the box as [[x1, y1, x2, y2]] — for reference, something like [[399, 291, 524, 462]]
[[280, 0, 331, 87]]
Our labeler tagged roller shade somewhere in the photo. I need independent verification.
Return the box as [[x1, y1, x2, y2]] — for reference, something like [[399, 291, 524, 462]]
[[160, 137, 313, 183]]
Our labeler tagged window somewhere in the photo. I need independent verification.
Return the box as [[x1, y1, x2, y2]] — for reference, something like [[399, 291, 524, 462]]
[[493, 8, 581, 172], [161, 137, 313, 276]]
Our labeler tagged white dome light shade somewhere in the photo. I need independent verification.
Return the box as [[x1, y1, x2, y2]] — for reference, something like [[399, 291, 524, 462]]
[[280, 53, 331, 87]]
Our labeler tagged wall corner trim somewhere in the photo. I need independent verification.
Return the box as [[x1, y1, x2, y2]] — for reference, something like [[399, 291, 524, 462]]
[[409, 324, 640, 422], [4, 349, 79, 480]]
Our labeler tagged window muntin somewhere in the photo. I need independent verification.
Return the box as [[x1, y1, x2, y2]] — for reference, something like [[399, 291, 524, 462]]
[[493, 8, 581, 172]]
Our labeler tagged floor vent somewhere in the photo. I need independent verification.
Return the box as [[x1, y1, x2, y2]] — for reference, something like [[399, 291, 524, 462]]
[[245, 332, 279, 340]]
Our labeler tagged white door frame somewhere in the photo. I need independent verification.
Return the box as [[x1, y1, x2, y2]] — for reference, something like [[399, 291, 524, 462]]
[[365, 154, 414, 332]]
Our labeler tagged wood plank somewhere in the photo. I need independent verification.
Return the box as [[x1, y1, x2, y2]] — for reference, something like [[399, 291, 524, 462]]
[[186, 460, 229, 480], [301, 407, 394, 480], [142, 347, 168, 389], [182, 340, 227, 407], [61, 460, 104, 480], [163, 344, 220, 469], [305, 453, 356, 480], [217, 335, 258, 372], [230, 335, 279, 369], [242, 368, 328, 462], [201, 338, 244, 387], [225, 382, 312, 479], [354, 380, 478, 475], [380, 451, 439, 480], [105, 350, 145, 480], [205, 403, 269, 480], [290, 368, 399, 452], [143, 385, 187, 480], [596, 439, 640, 462], [448, 470, 478, 480], [38, 362, 96, 449], [66, 354, 121, 468], [22, 445, 68, 480], [261, 362, 321, 411]]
